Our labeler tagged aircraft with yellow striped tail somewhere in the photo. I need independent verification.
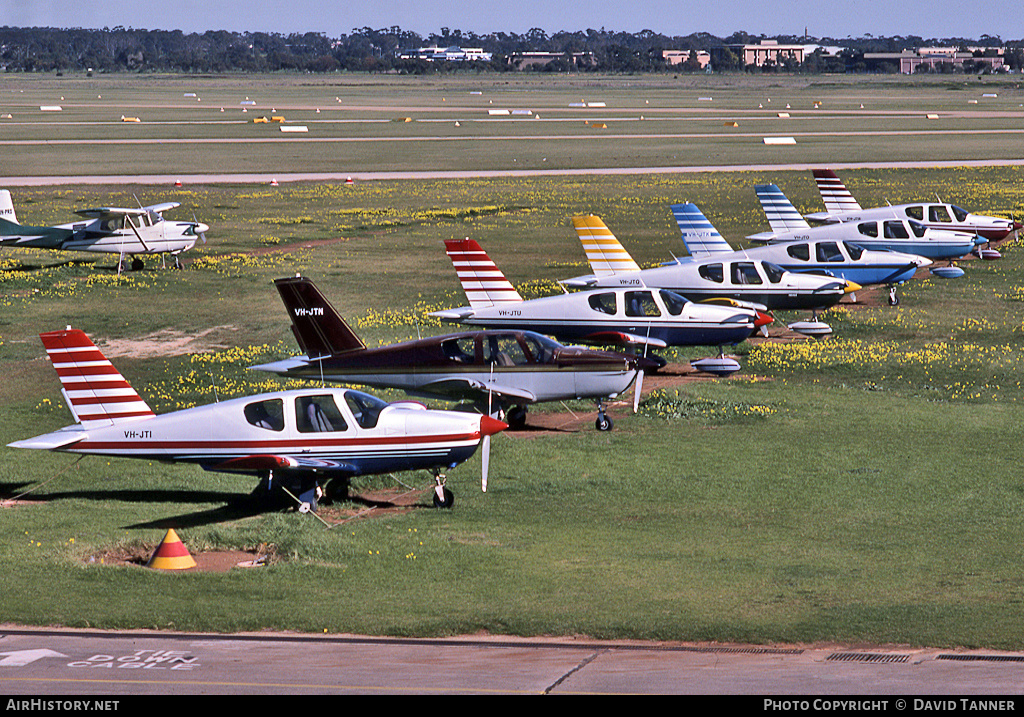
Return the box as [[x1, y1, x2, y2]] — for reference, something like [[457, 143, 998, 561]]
[[8, 328, 507, 511], [563, 213, 859, 335]]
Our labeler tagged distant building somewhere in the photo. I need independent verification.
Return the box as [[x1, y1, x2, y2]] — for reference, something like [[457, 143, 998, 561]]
[[733, 40, 805, 67], [864, 48, 1005, 73], [508, 51, 595, 70], [398, 46, 492, 62], [662, 50, 711, 69]]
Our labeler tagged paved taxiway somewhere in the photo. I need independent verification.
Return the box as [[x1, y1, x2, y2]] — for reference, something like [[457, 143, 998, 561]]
[[2, 627, 1024, 695]]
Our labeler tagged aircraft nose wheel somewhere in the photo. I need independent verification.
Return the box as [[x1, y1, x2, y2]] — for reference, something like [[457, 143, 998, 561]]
[[432, 471, 454, 509], [888, 286, 899, 306]]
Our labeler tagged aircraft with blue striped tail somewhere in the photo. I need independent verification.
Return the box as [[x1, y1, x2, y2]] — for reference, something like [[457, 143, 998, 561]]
[[748, 183, 983, 279]]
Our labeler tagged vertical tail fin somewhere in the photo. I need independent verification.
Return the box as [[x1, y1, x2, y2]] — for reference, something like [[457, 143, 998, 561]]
[[40, 328, 154, 428], [812, 169, 861, 214], [571, 215, 641, 275], [669, 203, 735, 258], [754, 185, 812, 233], [0, 190, 18, 224], [443, 239, 523, 308], [273, 275, 365, 359]]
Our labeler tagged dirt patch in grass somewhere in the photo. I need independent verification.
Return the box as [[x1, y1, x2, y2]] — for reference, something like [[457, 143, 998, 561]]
[[88, 544, 273, 572], [97, 325, 240, 358]]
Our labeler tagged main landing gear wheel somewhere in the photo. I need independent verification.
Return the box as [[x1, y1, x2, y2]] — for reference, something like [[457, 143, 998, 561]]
[[131, 256, 144, 271]]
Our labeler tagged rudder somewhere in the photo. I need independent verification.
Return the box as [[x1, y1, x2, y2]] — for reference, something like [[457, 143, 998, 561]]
[[40, 328, 154, 428], [571, 215, 641, 275], [812, 169, 861, 214], [273, 276, 365, 359], [443, 239, 523, 308]]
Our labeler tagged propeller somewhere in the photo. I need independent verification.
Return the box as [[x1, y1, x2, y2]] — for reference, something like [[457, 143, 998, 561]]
[[192, 212, 207, 244]]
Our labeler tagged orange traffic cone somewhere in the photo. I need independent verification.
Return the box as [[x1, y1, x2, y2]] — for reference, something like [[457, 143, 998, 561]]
[[147, 529, 197, 570]]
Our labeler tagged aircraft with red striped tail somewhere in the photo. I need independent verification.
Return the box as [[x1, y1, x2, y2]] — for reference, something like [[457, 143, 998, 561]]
[[431, 238, 769, 376], [805, 169, 1022, 245], [8, 328, 507, 511]]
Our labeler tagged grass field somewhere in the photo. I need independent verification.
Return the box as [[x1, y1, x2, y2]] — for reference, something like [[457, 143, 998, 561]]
[[1, 73, 1024, 647]]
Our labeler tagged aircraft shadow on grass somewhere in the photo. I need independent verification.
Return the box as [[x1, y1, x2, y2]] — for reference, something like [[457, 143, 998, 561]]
[[0, 480, 433, 530]]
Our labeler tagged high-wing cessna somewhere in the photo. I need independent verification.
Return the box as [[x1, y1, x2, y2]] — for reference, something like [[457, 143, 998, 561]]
[[430, 238, 769, 376], [806, 169, 1022, 249], [250, 275, 659, 431], [8, 328, 506, 511], [667, 203, 930, 307], [0, 190, 208, 272], [562, 213, 858, 336], [748, 183, 984, 278]]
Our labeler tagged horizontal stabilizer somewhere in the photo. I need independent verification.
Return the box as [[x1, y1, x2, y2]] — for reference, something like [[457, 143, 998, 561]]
[[8, 427, 86, 451], [669, 203, 733, 257]]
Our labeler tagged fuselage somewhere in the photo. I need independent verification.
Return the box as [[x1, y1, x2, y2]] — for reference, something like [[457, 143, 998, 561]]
[[436, 288, 759, 348], [47, 388, 490, 477], [753, 216, 981, 261], [584, 259, 852, 311], [53, 215, 206, 256], [733, 240, 930, 286], [253, 330, 646, 404], [806, 203, 1021, 242]]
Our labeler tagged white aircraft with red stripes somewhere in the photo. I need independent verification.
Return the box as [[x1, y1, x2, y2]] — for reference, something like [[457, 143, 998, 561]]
[[805, 169, 1021, 249], [8, 328, 507, 512], [431, 238, 770, 375]]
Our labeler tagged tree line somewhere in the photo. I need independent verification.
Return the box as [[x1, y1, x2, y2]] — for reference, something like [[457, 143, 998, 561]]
[[1, 25, 1021, 74]]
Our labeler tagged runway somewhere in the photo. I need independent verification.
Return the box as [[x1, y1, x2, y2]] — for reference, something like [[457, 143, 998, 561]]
[[2, 627, 1024, 696], [3, 157, 1024, 187]]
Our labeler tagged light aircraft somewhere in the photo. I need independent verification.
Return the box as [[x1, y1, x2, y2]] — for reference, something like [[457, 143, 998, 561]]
[[250, 275, 660, 431], [431, 238, 769, 377], [667, 203, 930, 307], [806, 169, 1022, 249], [748, 183, 984, 278], [8, 328, 507, 511], [0, 189, 208, 272], [563, 213, 858, 336]]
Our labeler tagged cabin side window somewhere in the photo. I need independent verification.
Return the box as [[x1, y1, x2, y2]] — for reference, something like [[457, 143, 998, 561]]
[[905, 206, 923, 221], [441, 337, 476, 363], [588, 292, 618, 315], [858, 222, 879, 238], [883, 221, 910, 239], [786, 244, 810, 261], [698, 263, 724, 283], [295, 395, 349, 433], [485, 334, 529, 366], [625, 291, 660, 317], [244, 398, 285, 432], [730, 262, 762, 285], [815, 242, 844, 263], [929, 205, 952, 223]]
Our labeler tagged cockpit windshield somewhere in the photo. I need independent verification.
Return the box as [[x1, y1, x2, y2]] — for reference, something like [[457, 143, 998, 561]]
[[843, 242, 865, 260], [344, 390, 390, 429], [522, 332, 561, 363], [762, 262, 785, 284], [908, 220, 927, 238], [951, 205, 969, 222], [659, 290, 689, 316]]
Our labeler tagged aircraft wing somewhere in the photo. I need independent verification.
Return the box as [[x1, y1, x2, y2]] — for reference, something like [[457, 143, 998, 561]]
[[419, 377, 537, 403], [210, 454, 359, 475], [74, 206, 149, 219], [142, 202, 181, 215], [581, 331, 668, 349]]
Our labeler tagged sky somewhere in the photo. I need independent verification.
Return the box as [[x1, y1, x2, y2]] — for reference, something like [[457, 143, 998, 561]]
[[3, 0, 1020, 41]]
